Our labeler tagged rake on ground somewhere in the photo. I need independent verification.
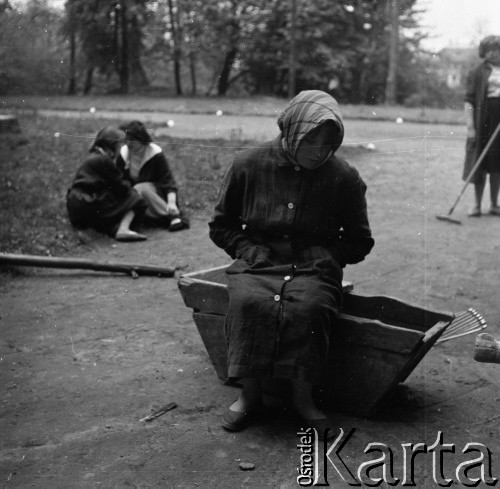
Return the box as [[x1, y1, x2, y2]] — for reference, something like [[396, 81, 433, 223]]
[[436, 122, 500, 225]]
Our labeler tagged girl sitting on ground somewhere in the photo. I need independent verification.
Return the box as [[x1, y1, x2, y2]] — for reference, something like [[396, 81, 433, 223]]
[[117, 120, 189, 232], [66, 126, 147, 242]]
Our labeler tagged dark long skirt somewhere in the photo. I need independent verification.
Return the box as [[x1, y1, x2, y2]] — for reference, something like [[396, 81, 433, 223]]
[[463, 97, 500, 182], [66, 187, 146, 236], [225, 255, 343, 384], [479, 97, 500, 173]]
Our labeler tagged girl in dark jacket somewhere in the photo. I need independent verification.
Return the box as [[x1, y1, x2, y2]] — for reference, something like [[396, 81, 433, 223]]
[[66, 127, 147, 241], [117, 121, 189, 232]]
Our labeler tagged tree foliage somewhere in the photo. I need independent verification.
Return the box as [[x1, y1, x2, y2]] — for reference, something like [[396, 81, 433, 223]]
[[0, 0, 67, 94], [61, 0, 150, 94], [0, 0, 469, 107]]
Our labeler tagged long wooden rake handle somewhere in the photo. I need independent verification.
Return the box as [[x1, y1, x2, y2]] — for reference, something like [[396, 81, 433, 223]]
[[0, 252, 176, 278], [446, 121, 500, 216]]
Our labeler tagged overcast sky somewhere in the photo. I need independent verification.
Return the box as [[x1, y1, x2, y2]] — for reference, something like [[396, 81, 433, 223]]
[[416, 0, 500, 50]]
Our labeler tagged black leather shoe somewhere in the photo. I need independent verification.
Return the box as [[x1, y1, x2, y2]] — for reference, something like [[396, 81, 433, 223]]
[[222, 408, 256, 432], [168, 219, 186, 232]]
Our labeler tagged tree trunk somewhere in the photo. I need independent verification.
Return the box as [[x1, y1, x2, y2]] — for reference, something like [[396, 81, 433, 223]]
[[67, 28, 77, 95], [130, 13, 149, 87], [288, 0, 297, 98], [205, 61, 223, 96], [385, 0, 399, 105], [358, 40, 378, 103], [173, 57, 182, 95], [168, 0, 183, 95], [112, 3, 119, 73], [217, 47, 237, 95], [189, 51, 197, 95], [83, 66, 94, 95], [131, 61, 149, 88], [119, 0, 129, 94]]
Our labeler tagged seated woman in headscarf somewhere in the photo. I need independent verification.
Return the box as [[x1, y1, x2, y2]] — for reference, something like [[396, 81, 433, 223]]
[[116, 120, 189, 232], [209, 90, 374, 439], [66, 126, 148, 242]]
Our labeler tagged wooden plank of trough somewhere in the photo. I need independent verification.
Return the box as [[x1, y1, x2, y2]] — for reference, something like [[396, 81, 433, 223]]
[[396, 321, 451, 385], [178, 276, 229, 315], [192, 312, 228, 380], [335, 313, 423, 355], [342, 292, 454, 332], [178, 263, 353, 315], [325, 343, 408, 417]]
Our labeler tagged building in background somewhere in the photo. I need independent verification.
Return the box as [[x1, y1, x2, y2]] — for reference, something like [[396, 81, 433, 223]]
[[436, 46, 477, 89]]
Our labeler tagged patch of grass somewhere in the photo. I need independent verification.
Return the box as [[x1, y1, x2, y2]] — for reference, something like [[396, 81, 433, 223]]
[[0, 114, 368, 257], [0, 118, 87, 256], [1, 95, 465, 125], [0, 115, 231, 255]]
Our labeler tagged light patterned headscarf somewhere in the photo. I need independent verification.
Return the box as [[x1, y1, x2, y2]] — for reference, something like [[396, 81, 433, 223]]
[[277, 90, 344, 160]]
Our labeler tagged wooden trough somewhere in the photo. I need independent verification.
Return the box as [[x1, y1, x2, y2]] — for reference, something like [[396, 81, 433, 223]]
[[474, 333, 500, 364], [178, 265, 454, 418]]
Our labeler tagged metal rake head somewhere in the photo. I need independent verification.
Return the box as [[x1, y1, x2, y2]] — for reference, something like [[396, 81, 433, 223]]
[[436, 308, 487, 344]]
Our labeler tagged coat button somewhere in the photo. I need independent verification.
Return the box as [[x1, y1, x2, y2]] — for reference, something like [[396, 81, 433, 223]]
[[294, 165, 301, 171], [287, 202, 294, 209], [274, 294, 281, 301], [284, 275, 291, 281]]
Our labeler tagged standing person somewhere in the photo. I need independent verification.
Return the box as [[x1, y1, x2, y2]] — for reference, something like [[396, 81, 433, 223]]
[[209, 90, 374, 439], [66, 127, 148, 242], [464, 35, 500, 217], [117, 120, 189, 232]]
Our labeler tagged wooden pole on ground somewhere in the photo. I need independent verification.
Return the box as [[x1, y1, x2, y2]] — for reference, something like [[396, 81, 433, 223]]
[[0, 253, 176, 278]]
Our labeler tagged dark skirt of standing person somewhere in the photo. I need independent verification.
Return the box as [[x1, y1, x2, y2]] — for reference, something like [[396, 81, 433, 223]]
[[479, 97, 500, 172], [463, 97, 500, 180]]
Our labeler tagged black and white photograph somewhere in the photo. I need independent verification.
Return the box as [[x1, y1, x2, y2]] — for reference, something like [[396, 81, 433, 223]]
[[1, 0, 500, 487]]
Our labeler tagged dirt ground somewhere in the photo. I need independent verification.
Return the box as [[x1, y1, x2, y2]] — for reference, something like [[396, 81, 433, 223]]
[[1, 116, 500, 488]]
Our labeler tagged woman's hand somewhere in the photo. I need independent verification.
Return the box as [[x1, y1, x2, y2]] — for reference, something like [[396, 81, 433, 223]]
[[238, 245, 272, 268], [464, 102, 475, 140]]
